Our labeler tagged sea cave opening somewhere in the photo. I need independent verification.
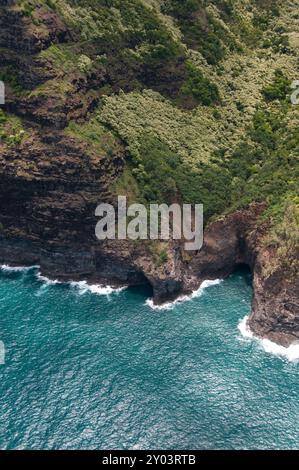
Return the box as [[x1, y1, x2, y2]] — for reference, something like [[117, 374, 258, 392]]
[[233, 263, 253, 287]]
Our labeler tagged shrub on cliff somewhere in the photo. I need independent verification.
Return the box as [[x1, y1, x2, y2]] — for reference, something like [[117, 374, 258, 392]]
[[262, 70, 290, 102], [263, 199, 299, 277], [161, 0, 226, 64], [131, 133, 180, 204], [180, 61, 220, 106]]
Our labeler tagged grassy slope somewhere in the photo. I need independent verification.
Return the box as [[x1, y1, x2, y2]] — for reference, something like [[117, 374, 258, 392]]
[[1, 0, 298, 265]]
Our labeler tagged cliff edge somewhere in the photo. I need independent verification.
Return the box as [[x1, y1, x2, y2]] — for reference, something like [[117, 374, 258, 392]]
[[0, 0, 298, 346]]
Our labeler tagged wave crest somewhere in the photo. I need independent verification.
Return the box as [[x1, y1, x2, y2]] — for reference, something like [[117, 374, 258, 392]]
[[0, 264, 39, 273], [69, 280, 127, 296], [36, 272, 126, 296], [146, 279, 223, 310], [238, 315, 299, 362]]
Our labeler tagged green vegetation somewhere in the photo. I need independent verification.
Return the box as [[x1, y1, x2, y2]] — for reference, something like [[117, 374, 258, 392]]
[[158, 249, 168, 264], [98, 65, 298, 227], [65, 118, 122, 157], [227, 72, 298, 230], [148, 241, 170, 267], [262, 69, 290, 102], [180, 61, 220, 106], [1, 0, 297, 256], [98, 93, 231, 219], [161, 0, 227, 64], [55, 0, 181, 47], [0, 66, 24, 95], [262, 33, 291, 54], [18, 0, 36, 17], [263, 200, 299, 277], [113, 168, 141, 205], [39, 0, 219, 108], [130, 133, 181, 204], [161, 0, 283, 62], [39, 44, 80, 74], [0, 111, 25, 147], [177, 163, 231, 220], [34, 0, 296, 232]]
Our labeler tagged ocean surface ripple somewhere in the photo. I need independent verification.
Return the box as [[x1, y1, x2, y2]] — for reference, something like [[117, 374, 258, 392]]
[[0, 266, 298, 450]]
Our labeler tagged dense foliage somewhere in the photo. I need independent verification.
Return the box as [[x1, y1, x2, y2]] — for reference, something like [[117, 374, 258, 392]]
[[43, 0, 220, 106], [227, 72, 298, 224], [1, 0, 297, 250]]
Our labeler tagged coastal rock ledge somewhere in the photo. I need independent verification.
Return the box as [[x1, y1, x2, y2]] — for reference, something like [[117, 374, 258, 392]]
[[0, 0, 298, 348], [0, 199, 297, 347]]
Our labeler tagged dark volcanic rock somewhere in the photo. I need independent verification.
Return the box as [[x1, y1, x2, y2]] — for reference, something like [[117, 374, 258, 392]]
[[0, 238, 40, 266], [0, 0, 297, 349], [0, 141, 298, 346], [0, 117, 297, 347], [189, 205, 299, 347], [0, 3, 70, 54], [249, 251, 299, 347]]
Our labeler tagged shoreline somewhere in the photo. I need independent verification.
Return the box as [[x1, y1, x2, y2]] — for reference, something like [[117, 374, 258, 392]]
[[238, 316, 299, 362], [1, 262, 298, 362], [145, 279, 223, 310], [0, 264, 128, 296]]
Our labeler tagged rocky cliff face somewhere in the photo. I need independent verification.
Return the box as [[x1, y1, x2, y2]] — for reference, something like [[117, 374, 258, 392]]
[[250, 253, 299, 347], [0, 0, 298, 347], [190, 205, 298, 347]]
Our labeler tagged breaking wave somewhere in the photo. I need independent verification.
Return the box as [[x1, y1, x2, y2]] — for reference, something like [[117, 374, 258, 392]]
[[69, 280, 127, 296], [0, 264, 39, 273], [145, 279, 223, 310], [36, 271, 126, 296], [238, 315, 299, 362]]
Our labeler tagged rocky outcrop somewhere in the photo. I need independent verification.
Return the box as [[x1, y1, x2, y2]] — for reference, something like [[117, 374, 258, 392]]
[[0, 1, 70, 54], [0, 128, 298, 347], [1, 160, 297, 348], [249, 252, 299, 347], [0, 0, 297, 348]]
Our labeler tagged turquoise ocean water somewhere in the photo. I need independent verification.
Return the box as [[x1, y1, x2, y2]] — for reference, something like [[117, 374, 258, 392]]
[[0, 266, 298, 449]]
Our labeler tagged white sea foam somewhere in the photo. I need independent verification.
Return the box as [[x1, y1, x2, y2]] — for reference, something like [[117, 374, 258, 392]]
[[69, 280, 127, 296], [146, 279, 223, 310], [238, 315, 299, 362], [0, 264, 39, 273], [200, 279, 223, 289], [36, 272, 126, 296], [36, 272, 63, 286]]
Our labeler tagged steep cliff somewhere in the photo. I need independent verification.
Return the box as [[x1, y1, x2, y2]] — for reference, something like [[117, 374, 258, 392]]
[[0, 0, 298, 346]]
